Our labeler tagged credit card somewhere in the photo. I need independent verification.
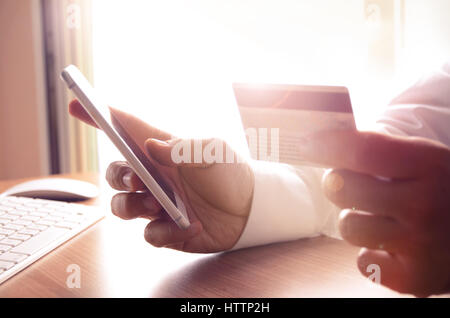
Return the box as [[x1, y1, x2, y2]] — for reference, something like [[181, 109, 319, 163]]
[[233, 83, 356, 166]]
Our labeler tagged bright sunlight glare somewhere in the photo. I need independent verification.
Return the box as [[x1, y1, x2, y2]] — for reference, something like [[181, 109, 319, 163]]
[[92, 0, 450, 173]]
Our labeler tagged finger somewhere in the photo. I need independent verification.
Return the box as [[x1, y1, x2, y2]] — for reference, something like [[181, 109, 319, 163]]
[[109, 107, 172, 152], [111, 192, 164, 220], [322, 169, 419, 219], [145, 137, 254, 216], [69, 99, 99, 128], [357, 248, 410, 294], [144, 138, 178, 167], [145, 138, 237, 168], [297, 130, 450, 179], [106, 161, 146, 191], [357, 248, 442, 297], [69, 98, 173, 147], [144, 219, 203, 248], [339, 209, 408, 253]]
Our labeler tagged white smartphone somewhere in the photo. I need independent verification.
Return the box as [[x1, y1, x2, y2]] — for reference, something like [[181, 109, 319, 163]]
[[61, 65, 190, 229]]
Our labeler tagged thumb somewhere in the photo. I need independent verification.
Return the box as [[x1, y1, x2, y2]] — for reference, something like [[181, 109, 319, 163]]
[[144, 138, 175, 166], [144, 138, 218, 168], [109, 107, 171, 150]]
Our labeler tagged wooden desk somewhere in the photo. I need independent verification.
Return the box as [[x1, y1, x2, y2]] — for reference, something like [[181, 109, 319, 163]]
[[0, 174, 414, 297]]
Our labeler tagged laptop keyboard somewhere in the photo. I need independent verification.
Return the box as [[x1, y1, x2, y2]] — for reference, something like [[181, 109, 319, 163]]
[[0, 196, 104, 285]]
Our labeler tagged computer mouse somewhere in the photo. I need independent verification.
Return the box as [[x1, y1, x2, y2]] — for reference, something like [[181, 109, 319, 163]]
[[1, 177, 100, 201]]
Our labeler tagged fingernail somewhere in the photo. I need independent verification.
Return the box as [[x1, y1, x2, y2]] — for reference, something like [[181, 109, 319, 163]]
[[338, 209, 350, 237], [324, 170, 345, 193], [123, 171, 133, 189], [110, 195, 121, 216], [147, 138, 169, 147]]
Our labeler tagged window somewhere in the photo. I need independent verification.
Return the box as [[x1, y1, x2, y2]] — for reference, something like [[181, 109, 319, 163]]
[[91, 0, 450, 173]]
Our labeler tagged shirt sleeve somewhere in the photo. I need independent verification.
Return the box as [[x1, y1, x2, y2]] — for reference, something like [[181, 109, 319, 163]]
[[231, 61, 450, 251], [232, 159, 340, 250], [375, 62, 450, 146]]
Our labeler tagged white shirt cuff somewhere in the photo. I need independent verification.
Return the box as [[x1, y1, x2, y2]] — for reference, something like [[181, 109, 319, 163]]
[[231, 160, 324, 250]]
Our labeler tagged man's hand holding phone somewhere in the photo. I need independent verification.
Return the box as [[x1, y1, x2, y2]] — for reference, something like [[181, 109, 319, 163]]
[[69, 100, 254, 253]]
